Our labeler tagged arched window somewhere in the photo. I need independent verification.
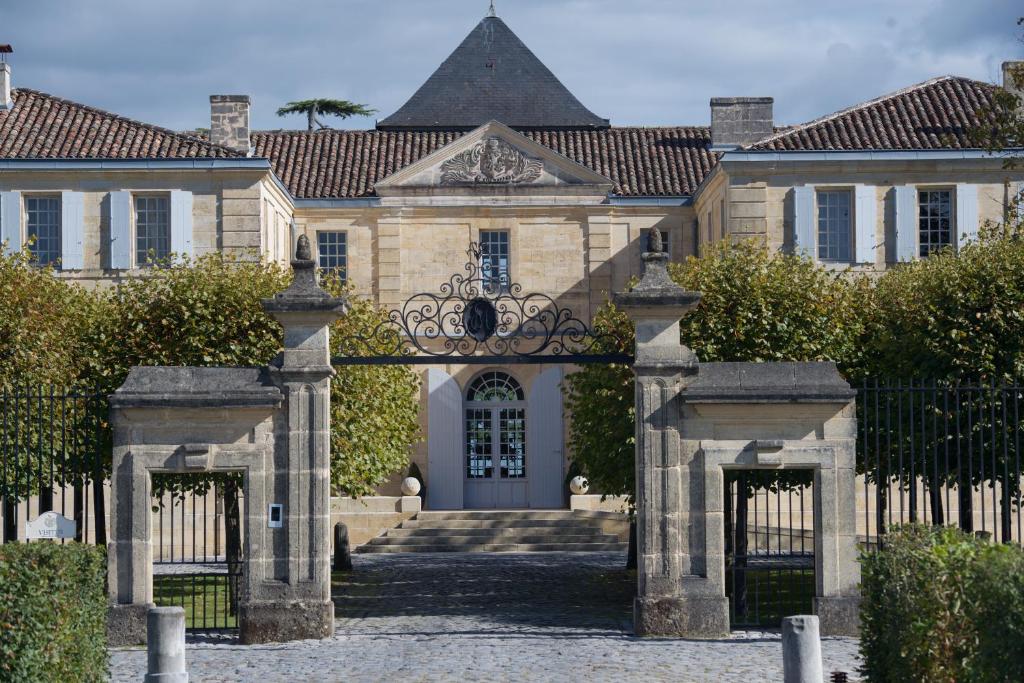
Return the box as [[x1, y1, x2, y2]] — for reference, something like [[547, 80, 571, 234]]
[[466, 371, 524, 402], [464, 371, 526, 486]]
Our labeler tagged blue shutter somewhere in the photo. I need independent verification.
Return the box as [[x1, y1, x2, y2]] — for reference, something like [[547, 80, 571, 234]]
[[110, 191, 132, 269], [894, 186, 917, 262], [60, 191, 84, 270], [956, 184, 979, 246], [854, 184, 877, 264], [0, 191, 20, 255], [793, 185, 815, 257], [170, 190, 193, 259], [1017, 182, 1024, 220]]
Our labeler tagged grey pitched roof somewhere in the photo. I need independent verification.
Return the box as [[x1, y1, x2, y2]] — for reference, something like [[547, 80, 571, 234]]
[[377, 16, 609, 131]]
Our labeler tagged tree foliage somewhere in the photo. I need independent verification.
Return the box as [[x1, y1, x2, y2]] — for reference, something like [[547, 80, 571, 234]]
[[276, 99, 377, 132], [967, 18, 1024, 169], [0, 248, 96, 387]]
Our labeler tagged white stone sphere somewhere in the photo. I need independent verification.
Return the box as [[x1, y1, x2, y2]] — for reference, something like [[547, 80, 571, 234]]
[[569, 475, 589, 495], [401, 477, 422, 496]]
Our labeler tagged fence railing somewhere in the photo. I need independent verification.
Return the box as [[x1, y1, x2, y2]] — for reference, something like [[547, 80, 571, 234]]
[[858, 379, 1023, 548], [0, 386, 108, 545]]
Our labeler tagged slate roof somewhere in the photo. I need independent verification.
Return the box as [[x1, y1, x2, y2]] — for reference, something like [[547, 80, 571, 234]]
[[0, 88, 242, 159], [252, 127, 715, 198], [747, 76, 998, 151], [377, 16, 609, 131]]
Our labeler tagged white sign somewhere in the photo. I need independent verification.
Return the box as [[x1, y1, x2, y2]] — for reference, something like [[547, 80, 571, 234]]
[[25, 511, 77, 540]]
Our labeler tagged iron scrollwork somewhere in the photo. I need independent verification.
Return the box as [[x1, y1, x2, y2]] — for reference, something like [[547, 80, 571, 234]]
[[335, 243, 629, 364]]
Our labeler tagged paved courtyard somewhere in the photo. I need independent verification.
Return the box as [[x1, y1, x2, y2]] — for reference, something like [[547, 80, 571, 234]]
[[109, 551, 861, 682]]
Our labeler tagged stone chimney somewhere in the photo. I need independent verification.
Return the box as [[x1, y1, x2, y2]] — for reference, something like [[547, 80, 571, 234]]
[[209, 95, 250, 155], [1, 45, 13, 110], [710, 97, 774, 149], [1003, 61, 1023, 108]]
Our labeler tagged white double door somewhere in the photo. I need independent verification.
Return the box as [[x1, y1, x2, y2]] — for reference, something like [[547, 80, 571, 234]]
[[464, 403, 528, 509]]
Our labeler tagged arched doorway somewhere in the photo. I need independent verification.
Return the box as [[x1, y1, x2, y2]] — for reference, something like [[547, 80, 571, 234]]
[[464, 371, 527, 508]]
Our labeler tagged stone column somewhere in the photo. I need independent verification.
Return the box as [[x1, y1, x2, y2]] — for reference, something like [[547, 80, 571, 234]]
[[243, 234, 348, 643], [613, 228, 727, 637]]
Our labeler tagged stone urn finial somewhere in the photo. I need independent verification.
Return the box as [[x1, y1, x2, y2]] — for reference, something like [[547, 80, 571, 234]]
[[295, 234, 312, 262], [647, 227, 663, 254]]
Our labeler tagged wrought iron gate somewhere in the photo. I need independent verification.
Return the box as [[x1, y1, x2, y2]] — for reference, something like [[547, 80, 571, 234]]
[[330, 243, 632, 366]]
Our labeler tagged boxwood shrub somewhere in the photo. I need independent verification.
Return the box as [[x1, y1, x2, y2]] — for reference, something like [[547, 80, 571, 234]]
[[860, 525, 1024, 683], [0, 542, 108, 682]]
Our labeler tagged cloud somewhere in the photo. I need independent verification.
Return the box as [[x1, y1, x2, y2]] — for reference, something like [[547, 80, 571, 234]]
[[2, 0, 1021, 131]]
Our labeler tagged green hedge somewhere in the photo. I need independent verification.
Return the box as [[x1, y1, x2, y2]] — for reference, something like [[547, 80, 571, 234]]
[[0, 542, 108, 683], [860, 525, 1024, 683]]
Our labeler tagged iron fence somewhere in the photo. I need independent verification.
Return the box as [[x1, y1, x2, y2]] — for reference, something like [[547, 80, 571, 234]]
[[0, 386, 108, 545], [857, 379, 1024, 548]]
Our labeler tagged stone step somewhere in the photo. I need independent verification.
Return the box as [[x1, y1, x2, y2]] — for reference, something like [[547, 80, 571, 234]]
[[357, 542, 628, 554], [400, 518, 591, 530], [369, 533, 622, 546], [415, 510, 580, 521], [386, 526, 610, 538]]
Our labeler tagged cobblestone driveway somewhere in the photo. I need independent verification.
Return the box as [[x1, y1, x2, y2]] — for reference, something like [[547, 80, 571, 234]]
[[109, 551, 861, 682]]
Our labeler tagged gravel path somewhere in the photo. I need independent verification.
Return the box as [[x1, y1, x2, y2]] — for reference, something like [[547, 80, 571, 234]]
[[109, 551, 861, 682]]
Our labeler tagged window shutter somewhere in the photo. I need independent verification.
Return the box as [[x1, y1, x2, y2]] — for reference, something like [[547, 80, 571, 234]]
[[0, 191, 20, 255], [110, 191, 132, 269], [854, 184, 876, 264], [894, 186, 917, 262], [1015, 181, 1023, 223], [170, 190, 193, 259], [60, 191, 84, 270], [793, 185, 815, 257], [956, 183, 979, 245]]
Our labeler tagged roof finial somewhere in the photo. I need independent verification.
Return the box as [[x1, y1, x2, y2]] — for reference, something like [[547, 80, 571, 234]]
[[487, 0, 496, 17]]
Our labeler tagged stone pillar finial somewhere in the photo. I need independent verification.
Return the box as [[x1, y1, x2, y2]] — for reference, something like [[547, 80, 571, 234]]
[[261, 235, 348, 372], [613, 232, 701, 367]]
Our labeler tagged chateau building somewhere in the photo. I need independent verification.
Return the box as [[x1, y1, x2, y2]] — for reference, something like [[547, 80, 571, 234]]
[[1, 10, 1022, 509]]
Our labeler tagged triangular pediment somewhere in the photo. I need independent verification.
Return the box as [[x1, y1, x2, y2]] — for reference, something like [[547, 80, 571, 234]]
[[374, 121, 614, 196]]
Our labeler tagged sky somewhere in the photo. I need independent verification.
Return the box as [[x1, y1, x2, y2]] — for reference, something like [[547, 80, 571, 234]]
[[2, 0, 1022, 132]]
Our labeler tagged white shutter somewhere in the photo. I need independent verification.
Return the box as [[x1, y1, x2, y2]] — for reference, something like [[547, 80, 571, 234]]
[[527, 367, 564, 509], [110, 191, 132, 269], [956, 183, 979, 246], [894, 186, 917, 262], [0, 191, 20, 255], [170, 190, 193, 259], [854, 184, 877, 264], [60, 191, 84, 270], [427, 368, 464, 510], [793, 185, 815, 257]]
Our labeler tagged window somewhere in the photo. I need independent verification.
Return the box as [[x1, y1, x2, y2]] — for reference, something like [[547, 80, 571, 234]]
[[719, 199, 726, 240], [816, 190, 852, 262], [479, 230, 509, 294], [316, 231, 347, 280], [25, 196, 61, 266], [135, 195, 170, 265], [918, 189, 953, 257], [658, 229, 671, 256], [464, 372, 526, 480]]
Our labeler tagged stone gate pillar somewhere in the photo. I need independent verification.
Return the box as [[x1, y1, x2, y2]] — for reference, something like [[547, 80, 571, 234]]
[[246, 235, 348, 643], [613, 229, 716, 636]]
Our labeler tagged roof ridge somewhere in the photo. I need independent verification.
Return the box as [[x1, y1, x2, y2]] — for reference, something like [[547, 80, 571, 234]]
[[252, 124, 709, 136], [10, 87, 245, 157], [746, 75, 990, 148]]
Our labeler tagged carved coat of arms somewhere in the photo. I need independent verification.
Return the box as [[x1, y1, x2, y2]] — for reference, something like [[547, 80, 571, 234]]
[[440, 137, 543, 185]]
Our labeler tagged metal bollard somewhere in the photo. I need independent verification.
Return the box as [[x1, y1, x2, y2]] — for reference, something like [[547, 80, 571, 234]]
[[144, 606, 188, 683], [781, 615, 823, 683], [334, 521, 353, 571]]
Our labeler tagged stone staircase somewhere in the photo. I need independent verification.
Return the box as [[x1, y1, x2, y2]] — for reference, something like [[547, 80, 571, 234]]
[[357, 509, 629, 554]]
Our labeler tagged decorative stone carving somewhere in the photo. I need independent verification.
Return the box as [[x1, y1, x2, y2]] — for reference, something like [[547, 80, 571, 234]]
[[440, 137, 543, 185]]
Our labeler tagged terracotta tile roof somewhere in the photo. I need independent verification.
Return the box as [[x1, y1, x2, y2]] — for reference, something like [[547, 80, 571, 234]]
[[253, 127, 716, 198], [747, 76, 998, 151], [0, 88, 242, 159]]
